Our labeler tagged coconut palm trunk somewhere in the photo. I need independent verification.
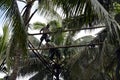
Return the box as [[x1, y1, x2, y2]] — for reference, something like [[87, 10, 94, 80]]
[[23, 0, 36, 30], [9, 48, 21, 80], [9, 0, 35, 80]]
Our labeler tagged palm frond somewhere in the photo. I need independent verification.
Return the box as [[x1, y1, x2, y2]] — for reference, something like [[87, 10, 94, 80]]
[[38, 0, 62, 21], [0, 0, 27, 55], [49, 20, 64, 45], [32, 22, 46, 30], [0, 24, 9, 61], [90, 0, 120, 46], [53, 0, 87, 17], [61, 34, 111, 79], [28, 36, 39, 47], [19, 58, 44, 76]]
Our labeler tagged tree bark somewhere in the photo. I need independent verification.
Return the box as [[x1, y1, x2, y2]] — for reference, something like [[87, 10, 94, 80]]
[[8, 0, 36, 80], [9, 49, 21, 80], [23, 0, 36, 31]]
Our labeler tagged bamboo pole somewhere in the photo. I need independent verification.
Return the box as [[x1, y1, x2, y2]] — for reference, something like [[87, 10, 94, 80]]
[[28, 40, 53, 73], [28, 26, 105, 35], [28, 43, 102, 50]]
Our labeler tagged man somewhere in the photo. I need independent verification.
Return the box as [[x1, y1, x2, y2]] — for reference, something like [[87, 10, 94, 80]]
[[46, 42, 61, 61], [38, 24, 50, 48]]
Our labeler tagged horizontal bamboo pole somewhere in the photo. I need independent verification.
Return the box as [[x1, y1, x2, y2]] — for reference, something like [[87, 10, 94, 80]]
[[28, 43, 103, 50], [28, 26, 105, 35]]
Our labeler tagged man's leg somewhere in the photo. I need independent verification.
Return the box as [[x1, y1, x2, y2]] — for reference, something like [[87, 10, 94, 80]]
[[38, 36, 44, 48], [45, 35, 50, 43], [55, 49, 61, 60], [49, 48, 55, 60]]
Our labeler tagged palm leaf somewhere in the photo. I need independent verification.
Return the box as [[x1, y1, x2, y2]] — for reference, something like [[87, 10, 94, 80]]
[[32, 22, 46, 30], [49, 20, 64, 45], [0, 24, 9, 61], [38, 0, 62, 21], [19, 58, 44, 76], [90, 0, 120, 45], [0, 0, 27, 58]]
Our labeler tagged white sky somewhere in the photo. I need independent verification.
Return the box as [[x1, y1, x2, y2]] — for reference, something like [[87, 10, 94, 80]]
[[0, 72, 6, 78]]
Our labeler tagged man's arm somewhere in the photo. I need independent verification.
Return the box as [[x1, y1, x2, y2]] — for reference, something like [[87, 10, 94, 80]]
[[40, 28, 43, 33]]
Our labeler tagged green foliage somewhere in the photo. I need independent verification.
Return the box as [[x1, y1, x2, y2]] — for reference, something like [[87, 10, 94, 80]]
[[51, 27, 64, 45], [33, 22, 46, 29], [49, 20, 61, 28], [0, 24, 9, 64], [48, 20, 64, 45], [1, 0, 27, 49], [114, 2, 120, 13], [0, 78, 3, 80], [28, 36, 39, 47]]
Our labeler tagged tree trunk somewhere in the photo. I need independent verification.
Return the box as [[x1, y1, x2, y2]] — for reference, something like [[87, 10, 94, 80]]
[[23, 0, 35, 31], [9, 49, 21, 80], [9, 0, 35, 80]]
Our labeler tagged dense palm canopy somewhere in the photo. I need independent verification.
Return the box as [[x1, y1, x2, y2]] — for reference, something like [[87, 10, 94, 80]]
[[0, 0, 120, 80]]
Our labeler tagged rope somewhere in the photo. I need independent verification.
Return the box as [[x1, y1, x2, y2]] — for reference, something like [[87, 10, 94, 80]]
[[28, 42, 103, 50], [28, 26, 105, 35]]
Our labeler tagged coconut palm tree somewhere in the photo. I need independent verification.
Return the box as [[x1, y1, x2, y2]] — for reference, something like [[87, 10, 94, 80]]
[[0, 0, 59, 80], [0, 0, 120, 80], [18, 19, 109, 80]]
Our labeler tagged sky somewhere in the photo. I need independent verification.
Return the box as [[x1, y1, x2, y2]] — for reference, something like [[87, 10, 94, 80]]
[[0, 12, 4, 35], [0, 1, 103, 80]]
